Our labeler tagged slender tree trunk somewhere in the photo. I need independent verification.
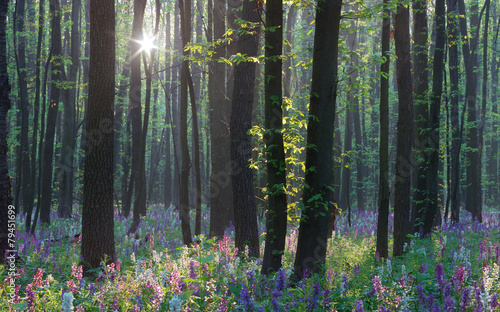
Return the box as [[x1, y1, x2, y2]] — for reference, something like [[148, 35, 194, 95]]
[[81, 0, 115, 274], [376, 0, 390, 259], [179, 0, 193, 245], [127, 0, 147, 233], [448, 0, 461, 223], [292, 0, 342, 280], [59, 0, 81, 219], [478, 0, 490, 213], [393, 1, 414, 257], [262, 0, 287, 274], [488, 3, 498, 203], [458, 0, 481, 221], [163, 12, 172, 208], [115, 64, 130, 206], [0, 0, 14, 264], [26, 0, 45, 231], [40, 0, 64, 226], [230, 0, 262, 258], [411, 0, 429, 234], [423, 0, 445, 235]]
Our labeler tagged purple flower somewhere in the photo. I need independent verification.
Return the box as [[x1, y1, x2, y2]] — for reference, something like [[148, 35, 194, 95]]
[[274, 269, 286, 292], [419, 263, 427, 274], [239, 283, 254, 311], [354, 300, 365, 312], [491, 294, 498, 310], [435, 263, 445, 288], [25, 284, 35, 312], [306, 283, 321, 311], [371, 275, 384, 298], [461, 286, 471, 310], [443, 283, 456, 311]]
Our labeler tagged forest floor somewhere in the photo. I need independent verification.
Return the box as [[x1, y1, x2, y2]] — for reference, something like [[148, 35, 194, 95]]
[[2, 205, 500, 311]]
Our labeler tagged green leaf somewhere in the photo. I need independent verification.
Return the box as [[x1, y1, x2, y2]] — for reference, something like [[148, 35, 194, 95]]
[[179, 290, 194, 300], [200, 254, 215, 264], [11, 303, 27, 310], [229, 284, 242, 296]]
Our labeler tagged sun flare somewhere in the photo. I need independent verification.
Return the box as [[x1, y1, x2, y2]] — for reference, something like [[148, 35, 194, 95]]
[[138, 34, 158, 54]]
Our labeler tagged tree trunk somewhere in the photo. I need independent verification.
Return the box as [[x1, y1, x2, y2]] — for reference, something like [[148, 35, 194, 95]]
[[477, 0, 490, 215], [393, 1, 414, 257], [209, 0, 235, 237], [40, 0, 65, 226], [0, 0, 14, 264], [163, 12, 172, 207], [127, 0, 147, 233], [230, 0, 262, 258], [448, 0, 461, 223], [59, 0, 81, 219], [262, 0, 287, 275], [14, 0, 32, 217], [179, 0, 193, 245], [292, 0, 342, 280], [423, 0, 445, 235], [488, 2, 498, 204], [458, 0, 481, 221], [411, 0, 429, 234], [115, 64, 130, 206], [81, 0, 115, 274], [26, 0, 45, 232], [376, 0, 390, 259]]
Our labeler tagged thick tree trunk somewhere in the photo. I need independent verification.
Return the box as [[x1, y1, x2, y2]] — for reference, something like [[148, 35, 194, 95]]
[[262, 0, 287, 275], [293, 0, 342, 280], [376, 0, 390, 259], [14, 0, 32, 217], [81, 0, 115, 274], [393, 1, 414, 257], [230, 0, 262, 258]]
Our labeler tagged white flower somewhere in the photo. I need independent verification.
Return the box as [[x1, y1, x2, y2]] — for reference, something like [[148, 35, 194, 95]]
[[169, 294, 182, 312], [61, 292, 74, 312]]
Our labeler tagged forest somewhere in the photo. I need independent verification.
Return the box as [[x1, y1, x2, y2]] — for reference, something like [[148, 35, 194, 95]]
[[1, 0, 500, 310]]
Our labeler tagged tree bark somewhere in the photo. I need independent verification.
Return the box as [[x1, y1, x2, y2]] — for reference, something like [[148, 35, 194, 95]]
[[81, 0, 115, 273], [179, 0, 193, 245], [209, 0, 235, 237], [411, 0, 429, 234], [230, 0, 262, 258], [393, 1, 414, 257], [59, 0, 81, 219], [376, 0, 390, 259], [423, 0, 445, 235], [0, 0, 13, 264], [458, 0, 481, 221], [127, 0, 147, 232], [448, 0, 461, 223], [40, 0, 64, 226], [292, 0, 342, 280], [262, 0, 287, 275]]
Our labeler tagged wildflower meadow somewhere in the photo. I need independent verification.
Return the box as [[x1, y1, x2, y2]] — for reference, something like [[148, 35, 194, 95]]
[[2, 205, 500, 311]]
